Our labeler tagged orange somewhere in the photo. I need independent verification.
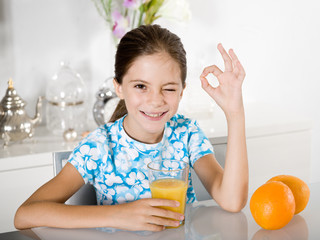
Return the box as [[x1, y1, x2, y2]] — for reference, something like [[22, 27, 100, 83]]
[[267, 175, 310, 214], [250, 181, 295, 230]]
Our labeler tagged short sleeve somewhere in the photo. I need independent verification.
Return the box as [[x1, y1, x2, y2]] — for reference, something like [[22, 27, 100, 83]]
[[68, 132, 105, 184], [188, 120, 214, 167]]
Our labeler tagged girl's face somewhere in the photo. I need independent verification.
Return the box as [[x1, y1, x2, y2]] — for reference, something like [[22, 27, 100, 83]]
[[114, 52, 184, 144]]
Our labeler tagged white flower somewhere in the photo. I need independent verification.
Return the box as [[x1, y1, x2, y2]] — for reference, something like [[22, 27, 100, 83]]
[[79, 145, 90, 156], [119, 135, 130, 148], [165, 127, 172, 137], [106, 189, 115, 200], [73, 152, 85, 166], [117, 196, 125, 204], [79, 145, 100, 161], [157, 0, 191, 22], [114, 153, 131, 171], [87, 160, 97, 170], [176, 126, 187, 134], [96, 183, 107, 192], [125, 193, 135, 201], [103, 199, 113, 205], [174, 151, 184, 160], [105, 172, 123, 186], [140, 179, 149, 189], [201, 139, 212, 151], [108, 188, 115, 195], [168, 145, 174, 154], [140, 191, 151, 198], [173, 141, 183, 149], [136, 171, 145, 180], [115, 185, 129, 194], [106, 163, 113, 173], [163, 160, 179, 169], [127, 148, 139, 160], [126, 172, 137, 185]]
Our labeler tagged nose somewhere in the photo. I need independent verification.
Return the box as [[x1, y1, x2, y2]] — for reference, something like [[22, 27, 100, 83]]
[[147, 90, 165, 108]]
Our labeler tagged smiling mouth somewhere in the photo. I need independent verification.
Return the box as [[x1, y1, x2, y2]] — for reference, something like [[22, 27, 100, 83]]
[[141, 111, 168, 118]]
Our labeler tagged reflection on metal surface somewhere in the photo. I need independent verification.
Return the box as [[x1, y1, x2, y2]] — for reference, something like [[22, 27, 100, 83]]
[[93, 78, 119, 126]]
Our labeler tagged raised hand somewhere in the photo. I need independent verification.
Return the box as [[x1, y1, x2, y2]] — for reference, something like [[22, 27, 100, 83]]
[[200, 43, 246, 117], [113, 198, 184, 231]]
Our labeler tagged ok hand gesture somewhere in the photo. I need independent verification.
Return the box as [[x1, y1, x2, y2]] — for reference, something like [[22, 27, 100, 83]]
[[200, 43, 246, 117]]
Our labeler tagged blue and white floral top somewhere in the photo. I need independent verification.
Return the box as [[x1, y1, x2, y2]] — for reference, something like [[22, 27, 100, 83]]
[[68, 114, 214, 205]]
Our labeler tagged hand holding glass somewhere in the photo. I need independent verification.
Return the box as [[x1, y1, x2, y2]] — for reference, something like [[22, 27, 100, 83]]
[[148, 160, 189, 227]]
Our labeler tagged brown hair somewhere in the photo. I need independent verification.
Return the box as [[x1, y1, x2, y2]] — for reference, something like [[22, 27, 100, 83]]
[[109, 24, 187, 122]]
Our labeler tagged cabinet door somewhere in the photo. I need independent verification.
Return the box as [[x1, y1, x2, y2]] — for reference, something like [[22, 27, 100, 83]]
[[0, 165, 53, 233]]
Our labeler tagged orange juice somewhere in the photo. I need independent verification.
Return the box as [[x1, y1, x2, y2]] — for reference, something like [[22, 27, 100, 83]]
[[150, 178, 188, 215]]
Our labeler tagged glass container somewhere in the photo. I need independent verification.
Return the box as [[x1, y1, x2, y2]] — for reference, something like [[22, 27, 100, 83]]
[[46, 62, 87, 136]]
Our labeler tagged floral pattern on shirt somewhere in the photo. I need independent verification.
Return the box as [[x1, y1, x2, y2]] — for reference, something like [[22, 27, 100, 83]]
[[68, 114, 214, 205]]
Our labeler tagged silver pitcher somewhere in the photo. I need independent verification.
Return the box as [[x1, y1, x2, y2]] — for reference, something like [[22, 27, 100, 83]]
[[0, 79, 42, 147]]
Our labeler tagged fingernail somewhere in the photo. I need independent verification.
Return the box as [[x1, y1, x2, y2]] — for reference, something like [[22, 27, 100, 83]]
[[180, 215, 185, 220], [176, 201, 180, 207]]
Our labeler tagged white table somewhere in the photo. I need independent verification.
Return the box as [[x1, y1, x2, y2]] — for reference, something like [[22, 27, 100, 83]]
[[1, 182, 318, 240]]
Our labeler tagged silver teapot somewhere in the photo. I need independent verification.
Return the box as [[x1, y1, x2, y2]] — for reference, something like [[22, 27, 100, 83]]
[[92, 77, 119, 126], [0, 79, 42, 147]]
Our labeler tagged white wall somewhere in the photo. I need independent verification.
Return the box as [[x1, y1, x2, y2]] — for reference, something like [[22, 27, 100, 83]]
[[1, 0, 320, 182]]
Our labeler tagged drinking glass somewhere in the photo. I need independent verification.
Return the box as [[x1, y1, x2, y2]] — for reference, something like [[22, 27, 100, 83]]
[[147, 159, 189, 227]]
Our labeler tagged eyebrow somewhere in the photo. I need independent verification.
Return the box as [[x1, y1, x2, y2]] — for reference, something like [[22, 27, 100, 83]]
[[129, 79, 180, 86]]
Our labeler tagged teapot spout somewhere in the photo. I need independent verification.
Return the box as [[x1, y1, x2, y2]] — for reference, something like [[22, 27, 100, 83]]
[[31, 96, 43, 126]]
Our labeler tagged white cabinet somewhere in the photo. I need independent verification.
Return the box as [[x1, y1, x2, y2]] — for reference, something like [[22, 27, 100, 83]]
[[0, 155, 53, 233]]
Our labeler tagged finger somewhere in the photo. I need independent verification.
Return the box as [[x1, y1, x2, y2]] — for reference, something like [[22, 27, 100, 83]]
[[151, 206, 184, 221], [229, 49, 246, 79], [146, 199, 184, 220], [200, 75, 216, 98], [201, 65, 223, 78], [218, 43, 233, 72], [145, 223, 165, 232], [237, 61, 246, 81], [148, 198, 180, 208], [148, 215, 181, 228]]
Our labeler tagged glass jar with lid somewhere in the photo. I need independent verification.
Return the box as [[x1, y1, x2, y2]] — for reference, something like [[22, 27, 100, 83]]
[[46, 62, 87, 136]]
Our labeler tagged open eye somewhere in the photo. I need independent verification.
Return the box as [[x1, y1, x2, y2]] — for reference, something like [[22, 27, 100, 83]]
[[134, 84, 146, 90]]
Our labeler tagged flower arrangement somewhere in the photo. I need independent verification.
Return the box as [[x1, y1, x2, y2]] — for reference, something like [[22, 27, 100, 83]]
[[92, 0, 191, 43]]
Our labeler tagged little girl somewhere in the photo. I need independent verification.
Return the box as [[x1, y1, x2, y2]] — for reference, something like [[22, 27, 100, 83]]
[[15, 24, 248, 232]]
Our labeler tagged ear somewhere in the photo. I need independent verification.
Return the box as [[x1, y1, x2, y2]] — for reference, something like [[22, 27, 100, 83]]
[[113, 78, 124, 99]]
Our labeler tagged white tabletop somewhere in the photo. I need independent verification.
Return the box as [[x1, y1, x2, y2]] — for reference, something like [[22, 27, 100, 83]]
[[13, 182, 317, 240]]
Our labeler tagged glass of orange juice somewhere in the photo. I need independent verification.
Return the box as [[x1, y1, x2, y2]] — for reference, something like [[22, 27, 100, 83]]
[[147, 159, 189, 227]]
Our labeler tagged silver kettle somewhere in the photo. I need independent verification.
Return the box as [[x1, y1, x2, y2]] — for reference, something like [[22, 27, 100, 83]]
[[92, 78, 118, 126], [0, 79, 42, 147]]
